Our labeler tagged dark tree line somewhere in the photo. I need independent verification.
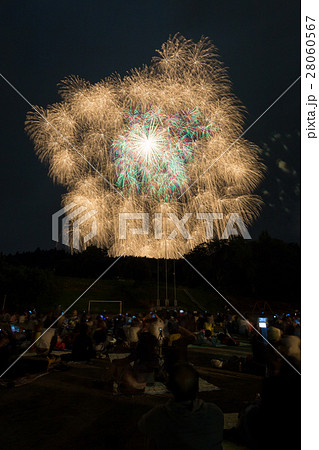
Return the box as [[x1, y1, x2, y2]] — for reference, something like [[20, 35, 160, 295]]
[[0, 232, 300, 311]]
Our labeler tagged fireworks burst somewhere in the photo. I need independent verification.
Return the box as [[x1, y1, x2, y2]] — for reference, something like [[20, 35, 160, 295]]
[[112, 106, 215, 199], [26, 34, 264, 258]]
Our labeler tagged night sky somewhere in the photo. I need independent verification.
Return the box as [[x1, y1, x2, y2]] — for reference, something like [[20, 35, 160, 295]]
[[0, 0, 300, 254]]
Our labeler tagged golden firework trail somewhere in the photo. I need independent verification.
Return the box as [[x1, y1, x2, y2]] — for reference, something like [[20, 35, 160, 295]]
[[26, 34, 264, 258]]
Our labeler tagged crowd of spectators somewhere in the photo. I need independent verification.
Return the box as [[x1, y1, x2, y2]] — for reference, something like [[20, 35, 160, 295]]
[[0, 307, 301, 449], [0, 307, 300, 376]]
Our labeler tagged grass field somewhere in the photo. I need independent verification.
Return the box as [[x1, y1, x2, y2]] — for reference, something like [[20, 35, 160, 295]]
[[53, 275, 230, 314], [50, 274, 295, 316]]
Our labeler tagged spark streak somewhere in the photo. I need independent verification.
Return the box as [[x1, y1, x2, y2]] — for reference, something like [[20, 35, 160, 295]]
[[26, 34, 264, 258]]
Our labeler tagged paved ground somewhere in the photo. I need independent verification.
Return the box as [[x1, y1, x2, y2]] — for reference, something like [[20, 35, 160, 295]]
[[0, 345, 260, 449]]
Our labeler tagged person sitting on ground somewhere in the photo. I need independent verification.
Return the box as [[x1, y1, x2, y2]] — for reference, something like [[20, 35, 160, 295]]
[[71, 323, 94, 361], [238, 340, 301, 450], [216, 330, 239, 346], [126, 317, 142, 348], [203, 314, 215, 333], [164, 321, 196, 374], [238, 316, 250, 336], [109, 322, 158, 392], [93, 318, 107, 346], [132, 324, 159, 383], [196, 314, 205, 331], [267, 320, 282, 344], [186, 312, 197, 332], [35, 326, 56, 355], [68, 309, 80, 331], [93, 319, 108, 358], [110, 355, 147, 394], [43, 312, 54, 329], [0, 328, 15, 372], [195, 329, 216, 347], [138, 362, 224, 450]]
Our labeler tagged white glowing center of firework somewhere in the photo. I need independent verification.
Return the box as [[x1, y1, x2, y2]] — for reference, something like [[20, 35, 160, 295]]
[[111, 107, 214, 199], [131, 126, 164, 162], [140, 136, 156, 156]]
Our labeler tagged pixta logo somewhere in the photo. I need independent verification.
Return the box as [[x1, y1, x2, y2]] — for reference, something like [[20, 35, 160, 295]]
[[52, 203, 97, 250], [119, 212, 251, 240]]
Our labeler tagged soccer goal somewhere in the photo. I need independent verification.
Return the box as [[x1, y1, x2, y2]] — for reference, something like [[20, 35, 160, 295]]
[[88, 300, 123, 315]]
